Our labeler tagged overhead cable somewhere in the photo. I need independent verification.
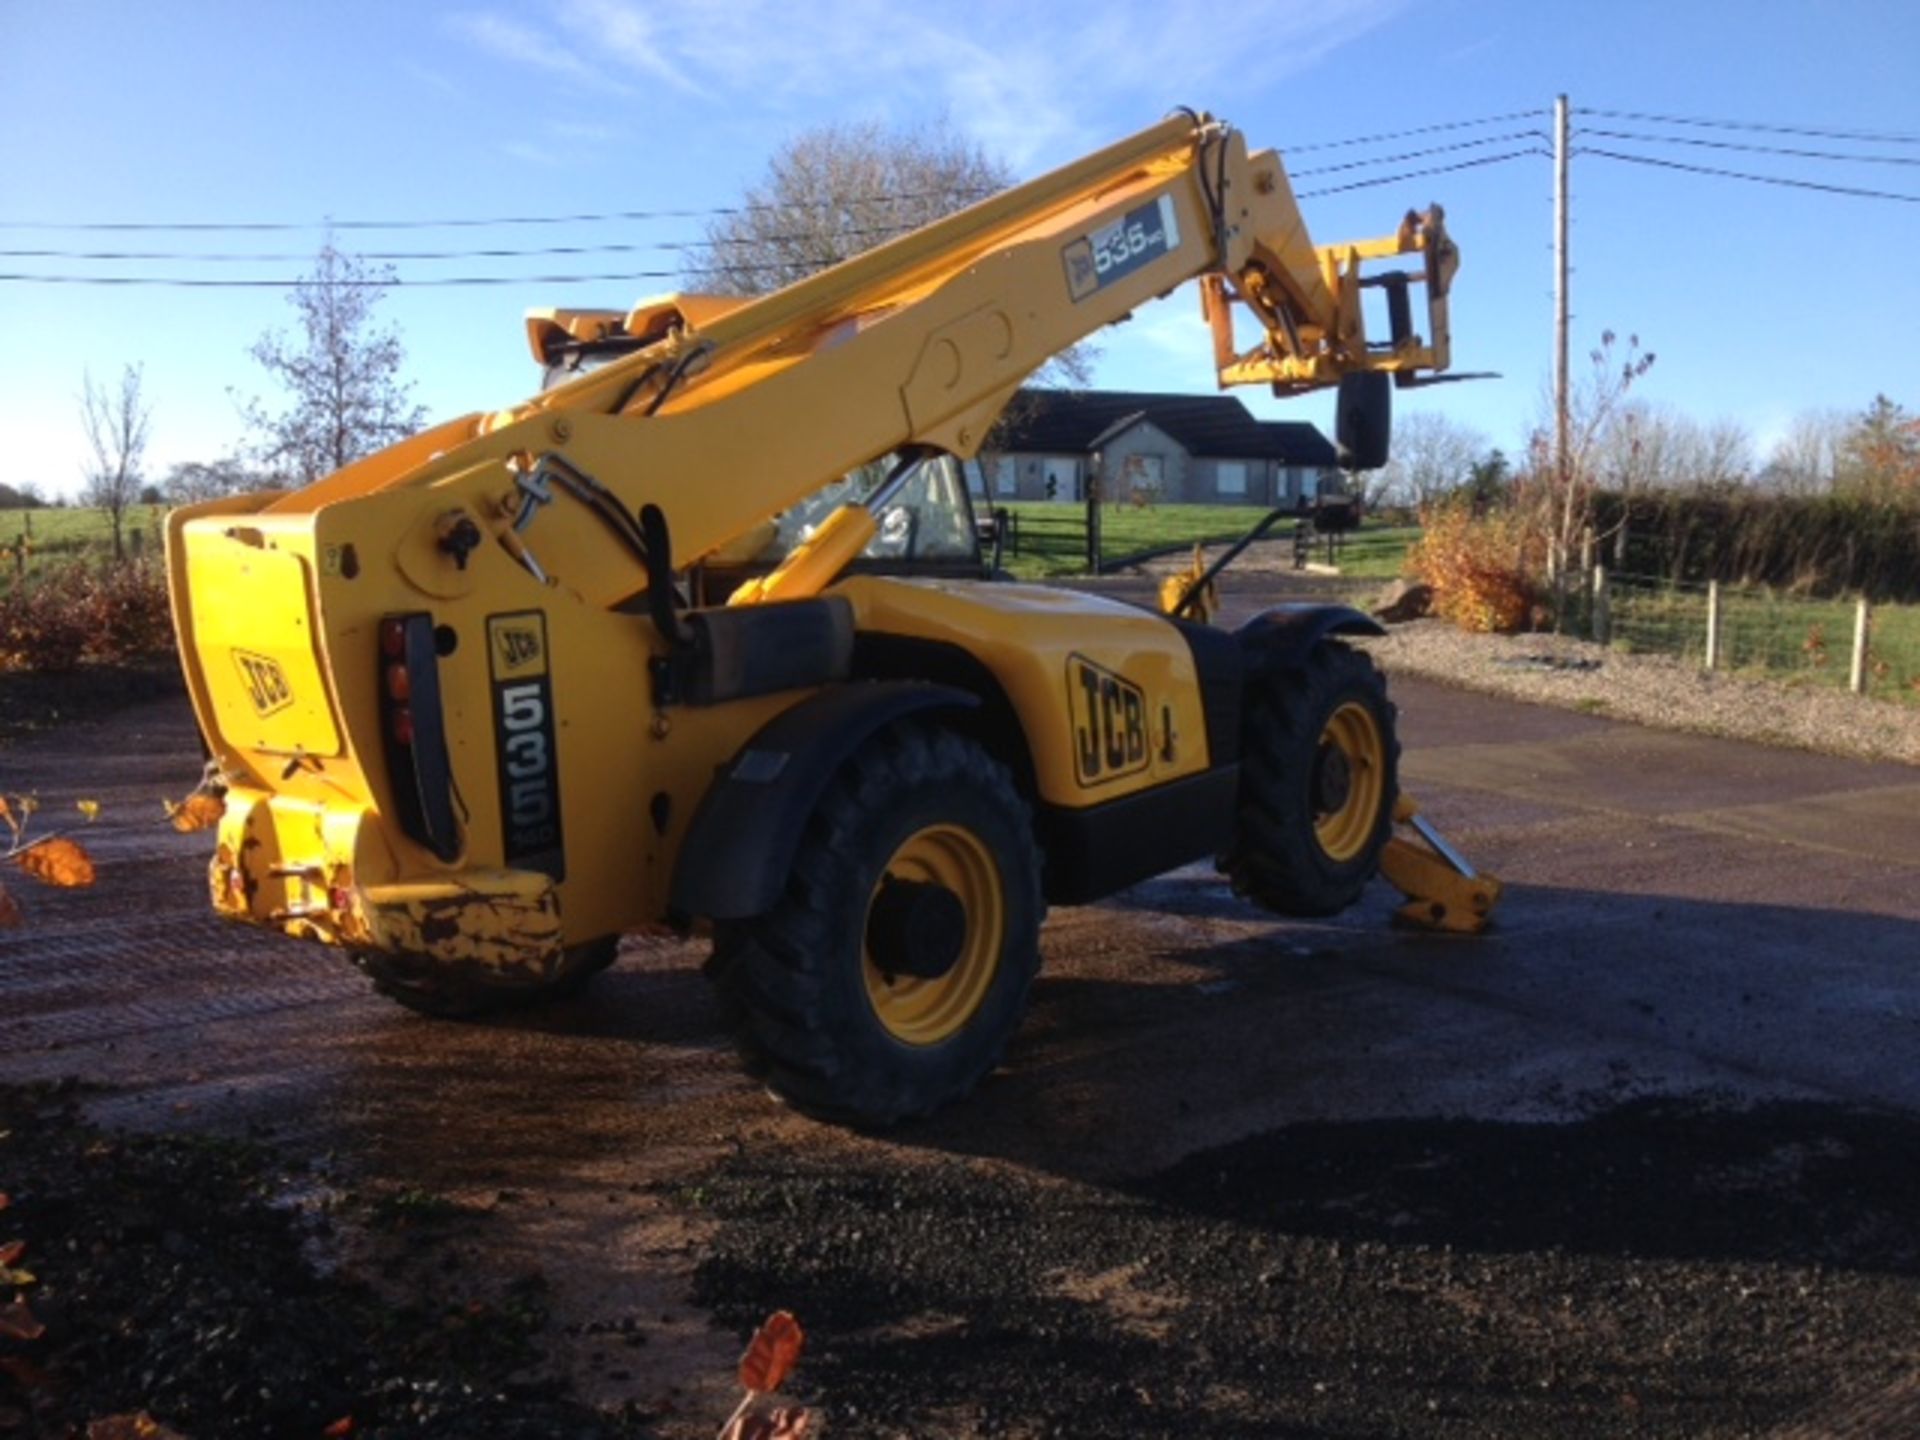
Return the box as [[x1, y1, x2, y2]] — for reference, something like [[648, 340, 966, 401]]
[[0, 188, 996, 234], [1288, 131, 1549, 178], [1577, 127, 1920, 167], [1577, 107, 1920, 146], [1281, 110, 1547, 154], [1579, 147, 1920, 204], [1295, 148, 1549, 198]]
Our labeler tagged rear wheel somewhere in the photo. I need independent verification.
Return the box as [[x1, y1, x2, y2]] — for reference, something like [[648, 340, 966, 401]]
[[1222, 640, 1398, 916], [707, 725, 1043, 1126], [355, 935, 618, 1019]]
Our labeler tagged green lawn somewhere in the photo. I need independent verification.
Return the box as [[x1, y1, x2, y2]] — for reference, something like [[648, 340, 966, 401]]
[[0, 505, 168, 581], [993, 500, 1418, 581], [1609, 576, 1920, 703]]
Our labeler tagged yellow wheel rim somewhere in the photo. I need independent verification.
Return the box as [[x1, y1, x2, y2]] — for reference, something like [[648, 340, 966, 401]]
[[863, 824, 1004, 1046], [1313, 701, 1387, 864]]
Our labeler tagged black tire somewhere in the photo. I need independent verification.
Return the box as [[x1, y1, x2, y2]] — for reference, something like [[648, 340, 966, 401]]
[[706, 724, 1043, 1126], [356, 935, 619, 1019], [1221, 640, 1399, 917]]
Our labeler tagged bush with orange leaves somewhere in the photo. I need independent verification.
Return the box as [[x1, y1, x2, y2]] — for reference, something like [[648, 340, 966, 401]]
[[0, 560, 173, 673], [1405, 499, 1546, 634]]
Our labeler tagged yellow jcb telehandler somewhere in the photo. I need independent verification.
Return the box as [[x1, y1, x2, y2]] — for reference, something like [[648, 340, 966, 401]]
[[166, 110, 1497, 1124]]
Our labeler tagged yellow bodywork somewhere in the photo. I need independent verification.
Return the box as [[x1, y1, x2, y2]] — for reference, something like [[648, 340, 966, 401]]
[[167, 109, 1472, 976]]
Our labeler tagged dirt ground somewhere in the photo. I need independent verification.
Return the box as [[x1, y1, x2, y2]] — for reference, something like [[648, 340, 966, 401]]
[[4, 576, 1920, 1437]]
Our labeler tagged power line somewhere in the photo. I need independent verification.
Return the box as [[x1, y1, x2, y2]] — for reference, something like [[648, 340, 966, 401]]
[[0, 269, 691, 288], [1280, 109, 1548, 154], [1577, 126, 1920, 167], [1579, 147, 1920, 204], [1295, 148, 1549, 198], [2, 151, 1556, 284], [1288, 131, 1549, 178], [1577, 107, 1920, 146], [0, 224, 918, 265], [0, 188, 996, 235]]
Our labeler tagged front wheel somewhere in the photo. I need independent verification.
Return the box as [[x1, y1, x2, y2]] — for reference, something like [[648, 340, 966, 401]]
[[707, 725, 1043, 1126], [1221, 640, 1398, 917]]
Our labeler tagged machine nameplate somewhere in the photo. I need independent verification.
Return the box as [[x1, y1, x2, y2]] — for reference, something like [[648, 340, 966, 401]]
[[1062, 194, 1180, 302]]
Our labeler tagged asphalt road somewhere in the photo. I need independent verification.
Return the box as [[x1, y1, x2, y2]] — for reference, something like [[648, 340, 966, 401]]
[[4, 639, 1919, 1435]]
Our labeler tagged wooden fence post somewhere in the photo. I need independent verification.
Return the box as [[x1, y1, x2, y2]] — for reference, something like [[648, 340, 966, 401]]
[[1591, 566, 1610, 645], [1850, 598, 1871, 695], [1705, 581, 1722, 671]]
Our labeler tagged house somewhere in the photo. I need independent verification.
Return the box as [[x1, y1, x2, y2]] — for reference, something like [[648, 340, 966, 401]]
[[978, 388, 1341, 507]]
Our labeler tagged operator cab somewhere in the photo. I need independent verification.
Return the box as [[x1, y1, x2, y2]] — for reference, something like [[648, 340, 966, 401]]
[[691, 452, 992, 605]]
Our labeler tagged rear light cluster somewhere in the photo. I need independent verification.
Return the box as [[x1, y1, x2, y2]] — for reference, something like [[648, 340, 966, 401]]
[[380, 620, 416, 745], [377, 614, 463, 861]]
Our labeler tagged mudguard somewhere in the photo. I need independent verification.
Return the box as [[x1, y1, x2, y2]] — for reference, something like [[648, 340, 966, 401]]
[[669, 681, 978, 921], [1236, 604, 1385, 671]]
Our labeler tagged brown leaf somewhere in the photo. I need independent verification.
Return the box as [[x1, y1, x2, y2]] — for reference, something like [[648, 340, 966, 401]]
[[0, 884, 20, 928], [0, 1354, 55, 1393], [86, 1415, 187, 1440], [164, 792, 223, 834], [14, 837, 96, 888], [0, 1241, 21, 1267], [738, 1310, 804, 1394], [0, 1298, 45, 1341], [0, 1193, 10, 1211], [322, 1417, 355, 1438]]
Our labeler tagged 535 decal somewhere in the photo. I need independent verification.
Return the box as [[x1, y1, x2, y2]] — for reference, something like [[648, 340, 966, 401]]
[[1062, 194, 1181, 302]]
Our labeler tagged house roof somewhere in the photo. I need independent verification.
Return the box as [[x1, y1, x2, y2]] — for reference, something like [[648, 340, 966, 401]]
[[990, 388, 1336, 466]]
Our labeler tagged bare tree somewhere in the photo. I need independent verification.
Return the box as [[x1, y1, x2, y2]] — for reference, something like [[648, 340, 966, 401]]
[[1521, 329, 1655, 559], [1372, 412, 1486, 509], [1761, 409, 1847, 495], [688, 118, 1092, 387], [163, 458, 274, 505], [79, 363, 153, 560], [240, 243, 426, 486]]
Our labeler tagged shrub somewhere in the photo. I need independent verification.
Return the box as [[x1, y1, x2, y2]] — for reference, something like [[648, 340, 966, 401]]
[[1405, 500, 1544, 633], [0, 560, 174, 672]]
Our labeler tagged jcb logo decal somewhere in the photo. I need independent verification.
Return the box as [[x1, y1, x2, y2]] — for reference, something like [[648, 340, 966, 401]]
[[488, 615, 546, 678], [487, 611, 564, 880], [1068, 654, 1148, 786], [232, 650, 294, 717]]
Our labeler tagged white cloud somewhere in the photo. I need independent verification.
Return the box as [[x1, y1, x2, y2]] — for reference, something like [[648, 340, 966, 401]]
[[448, 0, 1408, 170], [447, 11, 634, 94]]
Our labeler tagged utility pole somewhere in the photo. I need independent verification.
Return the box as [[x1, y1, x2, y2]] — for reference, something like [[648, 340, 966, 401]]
[[1554, 94, 1571, 498]]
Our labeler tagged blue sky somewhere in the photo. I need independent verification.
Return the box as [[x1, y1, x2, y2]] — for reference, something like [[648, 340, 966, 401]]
[[4, 0, 1917, 497]]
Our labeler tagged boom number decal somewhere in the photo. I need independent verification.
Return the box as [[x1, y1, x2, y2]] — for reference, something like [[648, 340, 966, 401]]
[[1062, 194, 1181, 303], [1067, 654, 1149, 787]]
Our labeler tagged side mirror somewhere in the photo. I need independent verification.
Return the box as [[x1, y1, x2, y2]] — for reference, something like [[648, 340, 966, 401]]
[[1335, 372, 1392, 471]]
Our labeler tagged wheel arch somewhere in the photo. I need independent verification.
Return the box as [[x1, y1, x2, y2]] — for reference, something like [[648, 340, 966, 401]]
[[669, 680, 979, 922], [1236, 604, 1386, 673], [847, 632, 1041, 804]]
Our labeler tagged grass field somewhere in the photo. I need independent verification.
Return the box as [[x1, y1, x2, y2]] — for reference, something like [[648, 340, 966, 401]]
[[994, 500, 1418, 581], [0, 505, 167, 580], [1609, 575, 1920, 703]]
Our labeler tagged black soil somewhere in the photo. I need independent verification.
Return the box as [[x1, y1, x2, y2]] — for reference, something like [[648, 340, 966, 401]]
[[0, 1084, 647, 1438], [0, 661, 185, 747], [692, 1097, 1920, 1438]]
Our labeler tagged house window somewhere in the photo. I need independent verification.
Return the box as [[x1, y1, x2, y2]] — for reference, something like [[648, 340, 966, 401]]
[[1216, 461, 1247, 497]]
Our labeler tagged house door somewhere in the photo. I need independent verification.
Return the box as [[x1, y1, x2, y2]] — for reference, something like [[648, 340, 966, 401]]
[[1042, 457, 1079, 502]]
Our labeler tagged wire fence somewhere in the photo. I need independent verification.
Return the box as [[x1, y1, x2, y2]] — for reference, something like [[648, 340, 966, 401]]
[[1588, 571, 1920, 703]]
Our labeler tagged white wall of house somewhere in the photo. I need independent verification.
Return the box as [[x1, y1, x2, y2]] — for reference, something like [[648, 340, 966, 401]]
[[1097, 421, 1187, 503]]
